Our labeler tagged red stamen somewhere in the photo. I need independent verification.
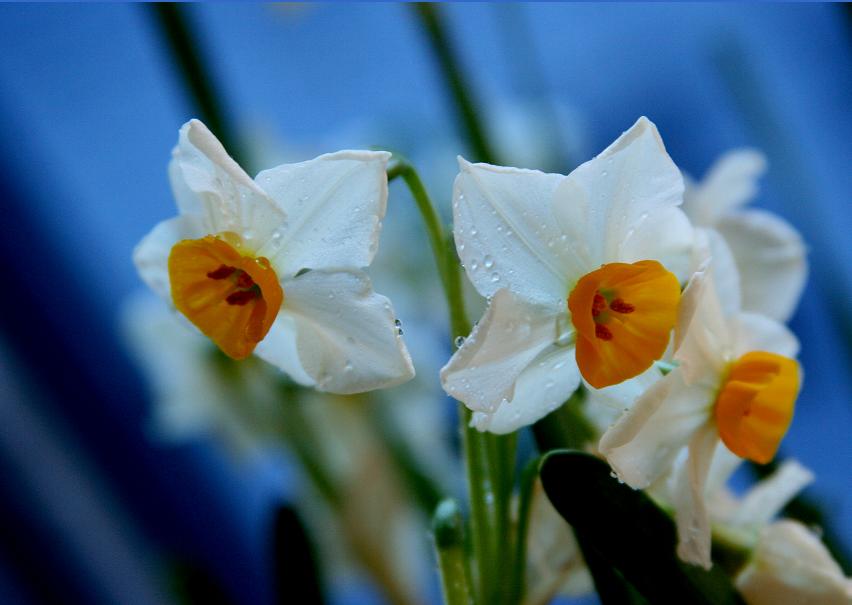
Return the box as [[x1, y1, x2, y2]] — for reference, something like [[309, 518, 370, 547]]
[[235, 272, 255, 289], [207, 264, 236, 280], [226, 289, 259, 306], [610, 298, 635, 314], [592, 293, 607, 317], [595, 324, 613, 341]]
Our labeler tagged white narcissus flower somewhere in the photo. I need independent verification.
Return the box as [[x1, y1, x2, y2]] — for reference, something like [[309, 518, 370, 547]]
[[441, 117, 694, 433], [683, 150, 807, 322], [695, 451, 852, 605], [134, 119, 414, 394], [599, 268, 801, 568], [736, 520, 852, 605]]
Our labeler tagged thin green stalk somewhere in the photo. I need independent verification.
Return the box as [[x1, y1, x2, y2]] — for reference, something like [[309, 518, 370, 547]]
[[389, 160, 513, 605], [507, 456, 539, 605], [387, 159, 452, 298], [433, 500, 475, 605], [148, 3, 247, 168], [411, 3, 498, 164]]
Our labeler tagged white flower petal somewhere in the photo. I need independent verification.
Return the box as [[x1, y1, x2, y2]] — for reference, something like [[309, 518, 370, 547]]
[[254, 150, 391, 276], [731, 312, 800, 359], [682, 149, 767, 227], [736, 521, 852, 605], [691, 228, 742, 317], [674, 270, 732, 384], [552, 116, 690, 276], [672, 422, 719, 569], [716, 209, 807, 322], [272, 269, 414, 394], [170, 119, 286, 247], [440, 289, 563, 417], [583, 366, 664, 435], [471, 346, 580, 434], [132, 215, 205, 301], [731, 460, 814, 528], [452, 158, 573, 306], [253, 313, 315, 387], [599, 370, 715, 489]]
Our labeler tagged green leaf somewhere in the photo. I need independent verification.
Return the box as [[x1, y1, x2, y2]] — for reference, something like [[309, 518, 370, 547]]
[[540, 451, 745, 605]]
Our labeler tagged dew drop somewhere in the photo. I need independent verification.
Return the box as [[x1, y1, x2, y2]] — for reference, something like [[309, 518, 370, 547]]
[[483, 255, 494, 269], [394, 318, 404, 335], [490, 272, 500, 283], [454, 335, 466, 348]]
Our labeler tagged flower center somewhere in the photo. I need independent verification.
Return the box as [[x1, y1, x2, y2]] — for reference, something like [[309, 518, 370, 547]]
[[168, 235, 283, 359], [567, 260, 680, 388], [714, 351, 799, 463]]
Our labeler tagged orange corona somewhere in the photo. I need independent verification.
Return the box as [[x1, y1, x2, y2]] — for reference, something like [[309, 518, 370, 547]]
[[714, 351, 799, 464], [168, 235, 283, 359], [568, 260, 681, 388]]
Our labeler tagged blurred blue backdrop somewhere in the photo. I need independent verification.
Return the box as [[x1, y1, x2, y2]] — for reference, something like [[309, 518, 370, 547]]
[[0, 4, 849, 605]]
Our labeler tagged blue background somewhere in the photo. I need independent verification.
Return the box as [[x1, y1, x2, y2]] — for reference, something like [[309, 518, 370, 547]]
[[0, 4, 849, 604]]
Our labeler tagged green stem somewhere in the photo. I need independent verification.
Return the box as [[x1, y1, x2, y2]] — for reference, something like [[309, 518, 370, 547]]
[[148, 3, 248, 168], [433, 500, 475, 605], [411, 3, 498, 164], [507, 456, 539, 605], [388, 160, 511, 605], [387, 158, 452, 300]]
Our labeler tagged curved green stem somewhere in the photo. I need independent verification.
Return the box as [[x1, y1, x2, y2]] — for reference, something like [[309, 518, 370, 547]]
[[389, 160, 516, 605]]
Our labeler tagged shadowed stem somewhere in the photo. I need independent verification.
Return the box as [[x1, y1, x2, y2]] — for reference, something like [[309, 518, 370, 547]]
[[148, 3, 247, 169], [411, 3, 498, 165]]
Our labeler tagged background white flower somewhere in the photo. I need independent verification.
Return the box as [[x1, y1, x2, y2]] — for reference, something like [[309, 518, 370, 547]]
[[133, 119, 414, 394], [683, 150, 807, 322], [736, 520, 852, 605]]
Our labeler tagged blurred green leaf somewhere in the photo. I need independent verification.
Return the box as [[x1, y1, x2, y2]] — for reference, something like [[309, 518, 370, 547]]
[[540, 450, 745, 605]]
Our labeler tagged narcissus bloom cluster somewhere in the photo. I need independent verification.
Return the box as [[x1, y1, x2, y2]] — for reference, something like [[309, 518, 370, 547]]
[[131, 117, 846, 601], [440, 116, 814, 573]]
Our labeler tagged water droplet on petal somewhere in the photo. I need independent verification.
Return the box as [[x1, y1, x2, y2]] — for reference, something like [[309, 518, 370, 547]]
[[454, 336, 466, 348]]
